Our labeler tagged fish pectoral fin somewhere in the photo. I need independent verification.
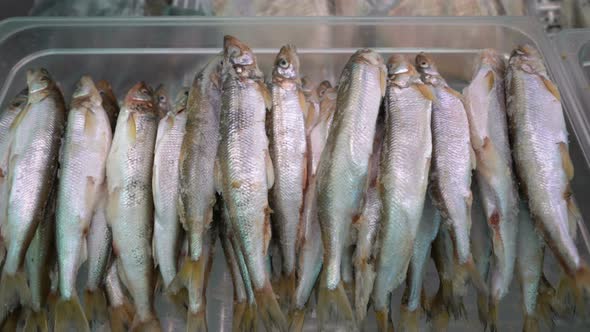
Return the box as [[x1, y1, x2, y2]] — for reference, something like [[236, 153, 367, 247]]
[[485, 70, 495, 92], [542, 76, 561, 101], [127, 113, 137, 143], [265, 150, 275, 190], [83, 109, 97, 136], [469, 144, 477, 170], [258, 81, 273, 110], [559, 142, 574, 180], [414, 83, 435, 102], [380, 67, 387, 98], [8, 104, 30, 131], [263, 207, 272, 256], [298, 90, 309, 120]]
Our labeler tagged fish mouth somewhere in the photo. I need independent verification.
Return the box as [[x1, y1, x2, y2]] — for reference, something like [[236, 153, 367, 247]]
[[353, 49, 384, 66]]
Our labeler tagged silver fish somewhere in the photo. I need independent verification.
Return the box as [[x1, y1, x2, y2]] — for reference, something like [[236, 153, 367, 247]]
[[172, 54, 223, 331], [106, 82, 160, 329], [217, 35, 286, 331], [268, 44, 308, 304], [0, 69, 65, 325], [506, 45, 589, 283], [315, 49, 385, 326], [55, 76, 112, 331], [464, 49, 519, 329], [400, 195, 440, 330], [372, 55, 432, 330], [416, 53, 485, 294], [152, 88, 188, 288]]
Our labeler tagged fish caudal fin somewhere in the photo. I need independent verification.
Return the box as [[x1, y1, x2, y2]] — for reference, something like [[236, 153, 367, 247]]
[[83, 289, 109, 329], [354, 261, 375, 323], [130, 315, 161, 332], [187, 309, 207, 332], [231, 302, 247, 332], [399, 305, 419, 332], [317, 278, 355, 330], [23, 309, 48, 332], [277, 272, 296, 309], [554, 272, 585, 317], [537, 276, 556, 326], [288, 308, 305, 332], [463, 259, 488, 297], [0, 271, 31, 325], [522, 315, 539, 332], [488, 300, 498, 332], [168, 258, 204, 296], [427, 280, 451, 331], [254, 282, 287, 332], [109, 302, 135, 332], [375, 309, 393, 332], [476, 290, 489, 328], [234, 303, 257, 332], [54, 296, 90, 332]]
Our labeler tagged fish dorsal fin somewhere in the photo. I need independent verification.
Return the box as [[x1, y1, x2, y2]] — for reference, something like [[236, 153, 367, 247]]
[[265, 150, 275, 190], [542, 76, 561, 101], [214, 158, 223, 194], [258, 81, 272, 110], [559, 142, 574, 180], [84, 109, 97, 136], [380, 68, 387, 98], [298, 90, 309, 121]]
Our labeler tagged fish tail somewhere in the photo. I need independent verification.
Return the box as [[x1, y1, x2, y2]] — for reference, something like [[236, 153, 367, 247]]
[[287, 308, 305, 332], [235, 303, 257, 332], [167, 258, 204, 297], [420, 287, 431, 315], [130, 314, 161, 332], [353, 260, 376, 323], [23, 309, 48, 332], [476, 290, 489, 328], [522, 314, 539, 332], [427, 280, 451, 331], [187, 309, 207, 332], [83, 288, 108, 329], [277, 271, 296, 308], [231, 301, 247, 332], [463, 258, 488, 297], [254, 282, 287, 332], [399, 304, 419, 332], [554, 269, 588, 317], [375, 309, 393, 332], [316, 276, 355, 329], [537, 276, 556, 325], [54, 295, 90, 332], [0, 271, 30, 325], [488, 299, 499, 332], [108, 302, 135, 332], [2, 306, 23, 331]]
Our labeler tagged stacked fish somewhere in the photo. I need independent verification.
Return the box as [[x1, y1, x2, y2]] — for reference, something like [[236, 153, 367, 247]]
[[0, 35, 587, 332]]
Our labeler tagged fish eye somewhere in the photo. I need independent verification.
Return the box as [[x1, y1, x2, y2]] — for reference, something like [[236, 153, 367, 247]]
[[140, 88, 149, 95], [159, 95, 165, 101], [279, 59, 289, 68], [419, 61, 428, 68], [184, 90, 189, 96]]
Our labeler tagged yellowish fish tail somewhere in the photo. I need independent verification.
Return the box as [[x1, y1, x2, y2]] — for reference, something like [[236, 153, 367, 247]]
[[231, 301, 247, 332], [23, 308, 48, 332], [427, 280, 451, 331], [277, 271, 296, 309], [288, 308, 305, 332], [235, 303, 257, 332], [254, 282, 288, 332], [0, 271, 30, 325], [476, 290, 489, 328], [463, 258, 488, 298], [167, 258, 204, 299], [316, 276, 355, 330], [522, 314, 539, 332], [130, 314, 161, 332], [399, 304, 419, 332], [187, 309, 207, 332], [554, 271, 585, 317], [1, 306, 23, 331], [537, 276, 556, 326], [488, 299, 499, 332], [375, 309, 394, 332], [109, 301, 135, 332], [83, 288, 109, 329], [54, 295, 90, 332]]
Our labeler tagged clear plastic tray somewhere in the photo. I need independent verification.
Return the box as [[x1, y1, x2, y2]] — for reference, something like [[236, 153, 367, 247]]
[[1, 17, 589, 331]]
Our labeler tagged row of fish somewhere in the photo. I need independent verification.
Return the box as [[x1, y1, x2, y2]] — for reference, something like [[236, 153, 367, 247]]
[[0, 34, 587, 332]]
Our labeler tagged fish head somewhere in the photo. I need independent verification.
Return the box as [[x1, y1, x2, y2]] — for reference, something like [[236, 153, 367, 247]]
[[124, 81, 155, 114], [273, 44, 300, 82], [96, 80, 118, 103], [223, 35, 261, 80], [173, 87, 190, 114], [387, 54, 419, 79], [72, 75, 101, 103], [509, 44, 547, 76], [26, 68, 53, 94], [475, 48, 506, 76], [415, 53, 440, 76], [154, 84, 172, 117], [351, 49, 385, 70], [316, 80, 332, 99]]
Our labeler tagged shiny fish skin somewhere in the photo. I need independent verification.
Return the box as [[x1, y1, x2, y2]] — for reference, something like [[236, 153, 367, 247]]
[[86, 189, 111, 293], [315, 49, 385, 325], [416, 53, 475, 266], [373, 55, 432, 325], [268, 45, 307, 290], [464, 49, 519, 315], [308, 82, 336, 176], [152, 88, 188, 288], [3, 68, 65, 276], [0, 88, 28, 245], [106, 82, 159, 326], [506, 45, 584, 277], [56, 76, 112, 301], [218, 35, 286, 330]]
